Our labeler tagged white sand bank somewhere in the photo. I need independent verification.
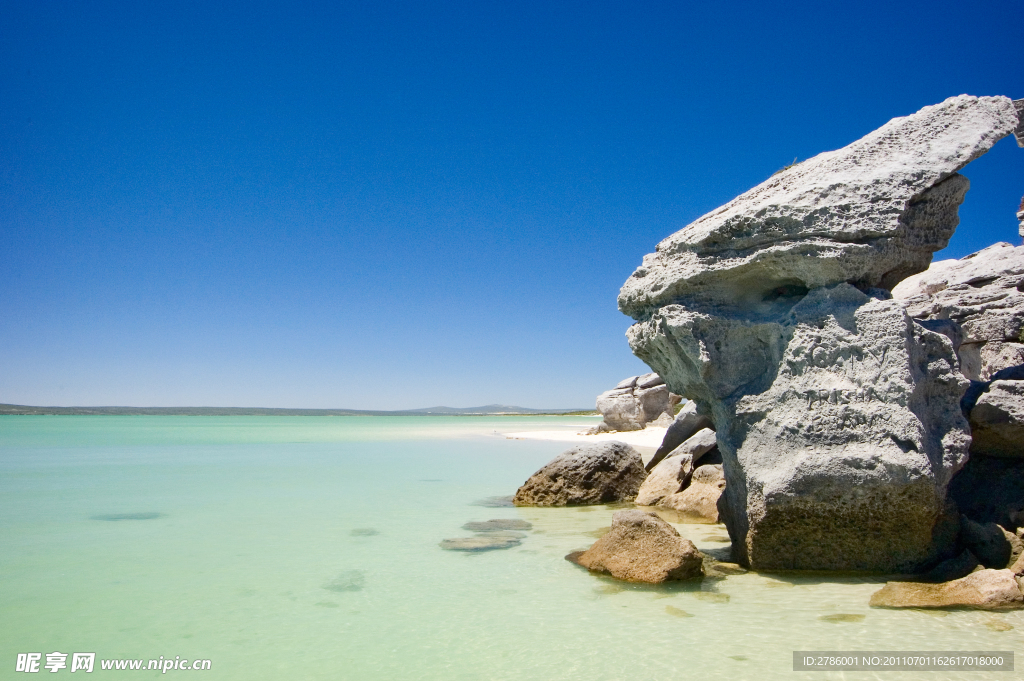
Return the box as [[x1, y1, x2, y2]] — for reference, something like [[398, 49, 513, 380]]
[[505, 426, 668, 450]]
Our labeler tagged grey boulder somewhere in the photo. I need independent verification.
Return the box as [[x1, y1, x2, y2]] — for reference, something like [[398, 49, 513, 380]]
[[513, 441, 647, 506], [893, 242, 1024, 381], [647, 401, 715, 472], [566, 509, 704, 582], [595, 373, 677, 432]]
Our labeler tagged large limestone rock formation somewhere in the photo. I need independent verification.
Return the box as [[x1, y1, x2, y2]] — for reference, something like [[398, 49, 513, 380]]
[[565, 509, 704, 582], [618, 95, 1020, 571], [593, 373, 678, 432], [513, 441, 647, 506]]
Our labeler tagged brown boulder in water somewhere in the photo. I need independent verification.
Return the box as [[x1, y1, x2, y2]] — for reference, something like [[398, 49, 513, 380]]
[[566, 509, 703, 583]]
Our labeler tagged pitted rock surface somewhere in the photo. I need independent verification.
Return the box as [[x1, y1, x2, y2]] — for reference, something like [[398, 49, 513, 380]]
[[893, 242, 1024, 381], [513, 441, 646, 506], [617, 96, 1019, 571]]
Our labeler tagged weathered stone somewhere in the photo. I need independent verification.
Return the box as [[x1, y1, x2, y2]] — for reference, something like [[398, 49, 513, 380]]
[[922, 550, 981, 583], [869, 569, 1024, 610], [462, 519, 533, 532], [619, 97, 1018, 571], [565, 509, 704, 582], [970, 380, 1024, 458], [893, 242, 1024, 381], [513, 441, 647, 506], [635, 454, 690, 506], [660, 482, 725, 523], [960, 517, 1014, 569], [647, 402, 715, 472], [595, 375, 676, 431], [692, 463, 726, 487], [1014, 98, 1024, 147]]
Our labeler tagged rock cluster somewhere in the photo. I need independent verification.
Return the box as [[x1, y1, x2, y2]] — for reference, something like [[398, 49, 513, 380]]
[[513, 441, 647, 506], [635, 426, 726, 522], [618, 95, 1021, 572], [591, 373, 680, 432], [566, 509, 704, 582]]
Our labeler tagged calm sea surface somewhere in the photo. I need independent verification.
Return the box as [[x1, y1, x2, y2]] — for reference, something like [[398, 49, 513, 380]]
[[1, 416, 1020, 679]]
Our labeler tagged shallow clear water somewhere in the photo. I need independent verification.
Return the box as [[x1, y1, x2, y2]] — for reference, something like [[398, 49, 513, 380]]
[[1, 416, 1021, 680]]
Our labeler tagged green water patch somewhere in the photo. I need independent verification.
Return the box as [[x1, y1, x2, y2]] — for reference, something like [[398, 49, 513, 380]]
[[350, 528, 380, 536], [90, 512, 165, 521], [322, 570, 365, 592]]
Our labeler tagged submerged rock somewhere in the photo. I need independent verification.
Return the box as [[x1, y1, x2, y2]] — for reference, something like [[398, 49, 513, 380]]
[[91, 512, 164, 521], [439, 535, 522, 551], [566, 509, 703, 582], [869, 569, 1024, 610], [462, 519, 533, 532], [618, 96, 1019, 571], [513, 441, 647, 506]]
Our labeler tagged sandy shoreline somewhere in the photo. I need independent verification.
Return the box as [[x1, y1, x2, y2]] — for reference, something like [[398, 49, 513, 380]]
[[504, 426, 668, 451]]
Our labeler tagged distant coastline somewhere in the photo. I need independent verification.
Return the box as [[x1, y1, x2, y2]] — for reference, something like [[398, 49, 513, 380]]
[[0, 403, 597, 417]]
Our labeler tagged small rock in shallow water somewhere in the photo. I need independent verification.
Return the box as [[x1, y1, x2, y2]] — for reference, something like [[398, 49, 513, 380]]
[[462, 519, 532, 532], [692, 591, 730, 603], [323, 570, 365, 593], [91, 512, 164, 521], [984, 618, 1014, 631], [350, 528, 379, 536], [471, 496, 515, 507], [439, 536, 521, 551], [665, 605, 693, 617], [593, 584, 625, 595], [819, 613, 866, 623]]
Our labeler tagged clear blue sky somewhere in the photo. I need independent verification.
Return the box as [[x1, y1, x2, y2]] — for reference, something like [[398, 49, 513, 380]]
[[2, 0, 1021, 409]]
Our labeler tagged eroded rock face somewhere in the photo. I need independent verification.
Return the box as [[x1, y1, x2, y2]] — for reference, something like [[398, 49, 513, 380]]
[[566, 509, 704, 582], [513, 441, 647, 506], [869, 569, 1024, 610], [893, 242, 1024, 381], [647, 401, 715, 471], [618, 96, 1019, 571]]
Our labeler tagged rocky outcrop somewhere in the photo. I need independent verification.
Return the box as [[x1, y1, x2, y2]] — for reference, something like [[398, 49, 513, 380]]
[[618, 96, 1020, 571], [647, 401, 715, 471], [565, 509, 704, 582], [513, 441, 647, 506], [893, 242, 1024, 381], [636, 428, 721, 509], [592, 373, 679, 432], [869, 569, 1024, 610]]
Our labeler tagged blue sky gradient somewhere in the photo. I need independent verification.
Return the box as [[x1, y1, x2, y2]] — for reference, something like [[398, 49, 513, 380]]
[[2, 0, 1022, 409]]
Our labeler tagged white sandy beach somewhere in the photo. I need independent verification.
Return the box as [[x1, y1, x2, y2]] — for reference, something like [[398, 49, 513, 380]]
[[505, 426, 668, 450]]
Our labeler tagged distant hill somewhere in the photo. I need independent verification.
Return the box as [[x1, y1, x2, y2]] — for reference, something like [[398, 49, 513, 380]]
[[0, 403, 595, 416]]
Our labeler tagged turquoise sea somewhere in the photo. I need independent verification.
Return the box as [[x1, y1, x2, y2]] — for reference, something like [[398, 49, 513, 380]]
[[1, 416, 1021, 680]]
